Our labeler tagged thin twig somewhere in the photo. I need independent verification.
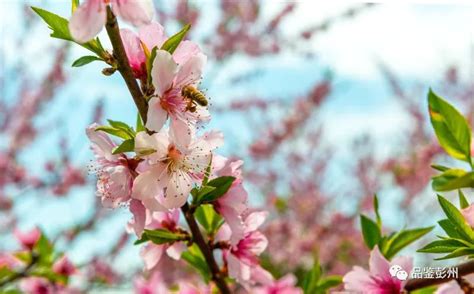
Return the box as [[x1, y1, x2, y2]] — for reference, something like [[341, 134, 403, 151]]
[[104, 6, 148, 123], [181, 203, 231, 294]]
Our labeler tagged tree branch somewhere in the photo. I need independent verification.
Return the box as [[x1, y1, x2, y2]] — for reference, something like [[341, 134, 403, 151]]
[[181, 203, 231, 294], [105, 6, 148, 123], [103, 7, 230, 293], [404, 260, 474, 292]]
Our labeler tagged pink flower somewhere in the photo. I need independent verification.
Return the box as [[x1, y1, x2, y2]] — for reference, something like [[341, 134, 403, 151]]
[[343, 246, 413, 294], [132, 129, 222, 209], [14, 227, 41, 250], [53, 255, 76, 276], [140, 209, 187, 270], [120, 22, 202, 80], [69, 0, 154, 43], [20, 277, 52, 294], [461, 204, 474, 227], [0, 253, 21, 270], [218, 211, 268, 282], [87, 123, 134, 209], [435, 281, 463, 294], [253, 273, 303, 294], [213, 156, 248, 244], [146, 48, 209, 146]]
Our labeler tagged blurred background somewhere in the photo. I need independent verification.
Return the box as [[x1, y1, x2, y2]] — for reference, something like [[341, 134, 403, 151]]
[[0, 0, 473, 291]]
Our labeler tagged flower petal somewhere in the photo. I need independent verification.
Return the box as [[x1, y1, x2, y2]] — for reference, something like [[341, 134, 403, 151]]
[[120, 28, 146, 75], [369, 246, 391, 279], [173, 40, 201, 64], [139, 22, 167, 51], [131, 164, 166, 201], [170, 116, 192, 149], [175, 52, 206, 88], [140, 244, 164, 270], [69, 0, 106, 43], [86, 123, 117, 161], [112, 0, 154, 26], [129, 199, 146, 237], [145, 98, 169, 133], [152, 50, 178, 97], [166, 242, 186, 260], [135, 130, 169, 161], [160, 171, 192, 209]]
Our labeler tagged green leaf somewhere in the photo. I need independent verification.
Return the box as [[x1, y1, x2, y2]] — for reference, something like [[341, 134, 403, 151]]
[[143, 229, 187, 245], [417, 239, 467, 253], [428, 89, 472, 164], [112, 139, 135, 154], [316, 275, 343, 293], [360, 214, 381, 250], [34, 234, 54, 266], [384, 226, 434, 259], [198, 176, 235, 203], [438, 219, 463, 239], [459, 190, 469, 209], [437, 195, 474, 243], [72, 0, 79, 13], [431, 164, 451, 172], [374, 194, 382, 228], [31, 7, 105, 57], [302, 258, 321, 294], [107, 119, 135, 136], [202, 155, 213, 186], [160, 24, 191, 54], [432, 169, 474, 191], [72, 55, 102, 67], [194, 204, 224, 236], [181, 244, 211, 283], [95, 125, 132, 140], [434, 247, 474, 260], [136, 113, 145, 132], [196, 186, 216, 199], [146, 46, 158, 86]]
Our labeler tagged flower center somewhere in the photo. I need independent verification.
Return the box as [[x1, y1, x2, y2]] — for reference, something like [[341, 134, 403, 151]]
[[166, 145, 183, 172]]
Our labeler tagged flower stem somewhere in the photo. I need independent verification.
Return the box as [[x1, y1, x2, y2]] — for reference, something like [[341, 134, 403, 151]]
[[181, 203, 231, 294], [404, 260, 474, 292], [104, 6, 148, 124]]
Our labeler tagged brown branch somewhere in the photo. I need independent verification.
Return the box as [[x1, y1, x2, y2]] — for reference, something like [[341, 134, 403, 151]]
[[404, 260, 474, 292], [103, 7, 230, 293], [105, 6, 148, 123], [181, 203, 231, 294]]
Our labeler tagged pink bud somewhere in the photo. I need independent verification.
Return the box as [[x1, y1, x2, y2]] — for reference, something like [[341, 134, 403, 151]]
[[53, 256, 76, 276], [14, 227, 41, 250]]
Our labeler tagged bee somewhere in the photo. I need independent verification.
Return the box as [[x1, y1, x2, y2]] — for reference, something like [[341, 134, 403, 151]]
[[181, 85, 208, 112]]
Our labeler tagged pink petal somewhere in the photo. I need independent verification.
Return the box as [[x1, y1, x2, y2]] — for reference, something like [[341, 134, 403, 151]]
[[152, 50, 178, 97], [250, 266, 275, 286], [215, 223, 232, 242], [69, 0, 106, 43], [173, 40, 201, 64], [170, 116, 192, 149], [343, 266, 377, 291], [161, 171, 192, 209], [202, 130, 224, 150], [86, 123, 117, 161], [135, 131, 169, 161], [166, 242, 186, 260], [140, 244, 164, 270], [139, 22, 167, 51], [175, 53, 206, 88], [131, 165, 166, 201], [129, 199, 146, 237], [369, 246, 391, 279], [218, 205, 245, 246], [111, 0, 154, 26], [145, 98, 169, 133], [120, 28, 146, 75], [462, 204, 474, 227], [244, 211, 268, 233], [435, 281, 463, 294]]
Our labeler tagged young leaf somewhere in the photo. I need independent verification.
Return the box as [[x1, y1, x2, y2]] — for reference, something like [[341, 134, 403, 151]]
[[428, 89, 472, 164], [418, 239, 468, 254], [136, 113, 145, 132], [181, 244, 211, 282], [72, 55, 103, 67], [383, 226, 434, 259], [72, 0, 79, 13], [360, 214, 381, 250], [431, 164, 450, 172], [194, 204, 224, 236], [434, 247, 474, 260], [438, 219, 463, 239], [107, 119, 135, 136], [95, 125, 132, 140], [143, 229, 186, 245], [459, 190, 469, 209], [374, 194, 382, 228], [34, 234, 54, 266], [198, 176, 235, 203], [432, 169, 474, 191], [437, 195, 474, 243], [112, 139, 134, 154], [146, 46, 158, 86], [160, 24, 191, 54], [302, 258, 321, 294], [316, 275, 343, 293]]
